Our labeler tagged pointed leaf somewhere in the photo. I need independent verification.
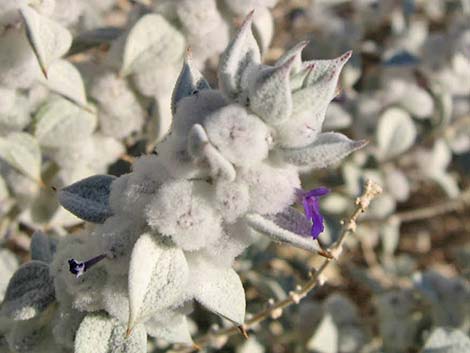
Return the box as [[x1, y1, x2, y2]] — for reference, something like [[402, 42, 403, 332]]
[[42, 59, 87, 108], [278, 132, 367, 169], [218, 11, 261, 99], [75, 313, 147, 353], [30, 231, 55, 263], [188, 254, 245, 324], [1, 261, 55, 321], [377, 107, 417, 158], [245, 210, 322, 253], [20, 5, 72, 76], [121, 14, 185, 76], [248, 56, 295, 125], [128, 233, 188, 331], [188, 124, 236, 181], [171, 49, 210, 114], [34, 97, 97, 148], [0, 132, 41, 182], [145, 311, 193, 345], [275, 40, 309, 74], [58, 174, 116, 223]]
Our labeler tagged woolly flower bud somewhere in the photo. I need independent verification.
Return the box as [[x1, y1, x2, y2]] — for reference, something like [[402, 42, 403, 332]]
[[214, 180, 250, 223], [204, 104, 271, 166], [172, 90, 228, 136], [156, 133, 200, 178], [146, 180, 223, 251], [109, 155, 170, 218], [240, 162, 300, 215], [90, 73, 144, 139]]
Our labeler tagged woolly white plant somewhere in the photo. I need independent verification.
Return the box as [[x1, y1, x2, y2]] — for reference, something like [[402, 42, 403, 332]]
[[0, 12, 366, 353]]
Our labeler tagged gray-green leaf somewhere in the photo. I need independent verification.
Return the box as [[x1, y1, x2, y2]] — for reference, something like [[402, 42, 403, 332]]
[[1, 261, 55, 321], [30, 231, 56, 263], [58, 174, 116, 223]]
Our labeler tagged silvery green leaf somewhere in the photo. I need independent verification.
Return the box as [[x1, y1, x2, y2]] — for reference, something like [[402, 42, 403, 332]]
[[171, 49, 210, 115], [248, 55, 295, 125], [302, 51, 352, 91], [306, 314, 338, 353], [145, 311, 193, 345], [0, 249, 18, 302], [34, 97, 97, 148], [385, 168, 410, 202], [188, 124, 236, 181], [218, 11, 261, 99], [245, 209, 322, 253], [128, 233, 188, 331], [20, 5, 72, 77], [187, 254, 245, 325], [237, 337, 265, 353], [380, 217, 401, 257], [422, 327, 470, 353], [1, 261, 55, 321], [0, 132, 41, 182], [42, 59, 87, 108], [5, 315, 58, 353], [30, 231, 55, 263], [399, 84, 434, 119], [121, 14, 185, 76], [275, 40, 308, 74], [58, 174, 116, 223], [377, 107, 416, 158], [278, 132, 367, 169], [75, 313, 147, 353], [51, 306, 86, 349]]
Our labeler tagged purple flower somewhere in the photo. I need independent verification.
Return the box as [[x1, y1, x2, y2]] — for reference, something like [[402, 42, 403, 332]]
[[297, 187, 330, 239], [68, 254, 107, 278]]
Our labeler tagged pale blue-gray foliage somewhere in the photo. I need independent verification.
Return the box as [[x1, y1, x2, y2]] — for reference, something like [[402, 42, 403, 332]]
[[58, 174, 116, 223], [30, 231, 56, 263], [1, 261, 55, 321]]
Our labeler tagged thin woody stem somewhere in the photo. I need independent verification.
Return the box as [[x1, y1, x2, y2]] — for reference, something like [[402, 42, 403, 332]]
[[393, 188, 470, 223], [175, 180, 382, 352]]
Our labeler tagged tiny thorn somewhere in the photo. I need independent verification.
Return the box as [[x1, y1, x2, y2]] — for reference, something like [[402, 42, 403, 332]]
[[318, 249, 334, 259], [41, 65, 48, 79], [237, 325, 249, 339], [125, 327, 132, 338]]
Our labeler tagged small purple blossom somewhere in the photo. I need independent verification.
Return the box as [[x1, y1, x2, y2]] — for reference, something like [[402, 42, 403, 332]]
[[296, 187, 330, 239], [68, 254, 107, 278]]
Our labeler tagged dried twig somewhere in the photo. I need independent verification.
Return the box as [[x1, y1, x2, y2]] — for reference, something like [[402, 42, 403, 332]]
[[174, 179, 382, 352]]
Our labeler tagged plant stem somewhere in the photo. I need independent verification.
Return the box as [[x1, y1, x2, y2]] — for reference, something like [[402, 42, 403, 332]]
[[174, 179, 382, 352]]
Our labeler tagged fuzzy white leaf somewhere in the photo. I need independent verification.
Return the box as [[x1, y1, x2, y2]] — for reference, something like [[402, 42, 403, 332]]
[[1, 261, 55, 321], [377, 108, 416, 158], [278, 132, 367, 169], [307, 314, 338, 353], [128, 233, 188, 331], [188, 124, 236, 181], [58, 174, 116, 223], [75, 313, 147, 353], [0, 132, 41, 182], [20, 5, 72, 76], [275, 40, 309, 75], [145, 311, 193, 345], [43, 59, 87, 108], [0, 249, 19, 302], [248, 56, 295, 125], [218, 11, 261, 99], [245, 209, 322, 253], [34, 97, 97, 148], [171, 51, 210, 114], [188, 254, 245, 324], [121, 14, 185, 76], [30, 230, 55, 263], [252, 7, 274, 54]]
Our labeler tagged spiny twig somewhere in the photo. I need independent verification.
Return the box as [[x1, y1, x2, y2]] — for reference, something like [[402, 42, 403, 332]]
[[174, 179, 382, 352]]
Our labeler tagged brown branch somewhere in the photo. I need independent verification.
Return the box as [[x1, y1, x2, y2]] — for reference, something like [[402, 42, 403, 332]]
[[394, 188, 470, 223], [174, 180, 382, 352]]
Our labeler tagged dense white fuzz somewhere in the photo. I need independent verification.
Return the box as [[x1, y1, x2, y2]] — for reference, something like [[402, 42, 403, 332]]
[[172, 89, 228, 136], [214, 180, 250, 223], [204, 104, 271, 166], [240, 162, 300, 215], [156, 133, 199, 178], [146, 180, 223, 250]]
